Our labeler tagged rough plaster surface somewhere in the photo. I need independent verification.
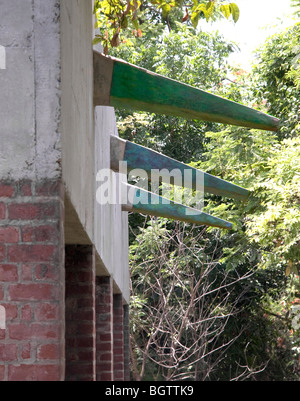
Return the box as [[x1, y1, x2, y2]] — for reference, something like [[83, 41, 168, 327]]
[[0, 0, 61, 180], [61, 0, 94, 243], [61, 1, 129, 302], [0, 0, 130, 303]]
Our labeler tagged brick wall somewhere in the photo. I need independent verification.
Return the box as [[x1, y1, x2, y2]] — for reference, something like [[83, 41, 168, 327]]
[[0, 180, 65, 381], [65, 245, 96, 381], [95, 276, 113, 381], [123, 305, 130, 381], [113, 294, 124, 381], [95, 277, 128, 381], [0, 180, 130, 381]]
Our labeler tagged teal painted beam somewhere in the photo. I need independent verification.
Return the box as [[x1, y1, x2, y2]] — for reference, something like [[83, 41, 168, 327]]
[[94, 51, 280, 132], [122, 184, 232, 230], [111, 136, 249, 201]]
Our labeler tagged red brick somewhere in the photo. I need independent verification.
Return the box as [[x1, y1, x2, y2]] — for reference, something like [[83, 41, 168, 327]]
[[99, 372, 113, 381], [0, 365, 5, 381], [8, 364, 61, 381], [0, 343, 18, 361], [21, 265, 32, 281], [77, 323, 94, 336], [0, 286, 4, 301], [78, 350, 94, 361], [21, 226, 34, 242], [113, 332, 124, 340], [35, 264, 59, 281], [5, 304, 18, 320], [35, 303, 59, 321], [99, 353, 113, 361], [8, 202, 58, 220], [0, 227, 19, 243], [0, 245, 5, 262], [9, 283, 58, 301], [114, 355, 125, 363], [76, 337, 94, 348], [35, 225, 57, 242], [114, 341, 124, 349], [36, 181, 61, 196], [77, 298, 94, 309], [67, 310, 94, 322], [0, 264, 18, 282], [97, 342, 113, 352], [96, 304, 111, 314], [37, 344, 60, 360], [66, 363, 94, 376], [21, 304, 32, 321], [19, 181, 32, 196], [0, 330, 5, 340], [8, 323, 60, 341], [8, 245, 56, 263], [21, 342, 32, 360], [0, 184, 15, 198], [66, 284, 94, 298], [99, 333, 112, 342], [0, 203, 5, 219], [114, 371, 124, 380]]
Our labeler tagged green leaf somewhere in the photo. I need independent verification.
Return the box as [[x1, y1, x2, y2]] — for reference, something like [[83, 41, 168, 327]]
[[220, 4, 231, 19], [205, 0, 214, 21], [93, 36, 103, 45], [229, 2, 240, 23], [161, 3, 171, 18], [191, 11, 200, 28]]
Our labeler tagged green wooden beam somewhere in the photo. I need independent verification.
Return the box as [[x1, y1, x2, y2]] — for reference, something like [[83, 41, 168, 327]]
[[111, 136, 249, 201], [122, 184, 232, 230], [94, 51, 279, 132]]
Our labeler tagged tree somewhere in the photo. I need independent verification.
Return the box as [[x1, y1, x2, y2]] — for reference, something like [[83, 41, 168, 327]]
[[107, 3, 300, 380], [252, 23, 300, 139], [113, 24, 236, 163], [93, 0, 240, 53], [129, 219, 257, 380]]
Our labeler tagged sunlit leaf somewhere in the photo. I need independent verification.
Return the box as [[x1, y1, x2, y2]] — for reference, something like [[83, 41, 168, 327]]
[[220, 4, 231, 19], [230, 2, 240, 23]]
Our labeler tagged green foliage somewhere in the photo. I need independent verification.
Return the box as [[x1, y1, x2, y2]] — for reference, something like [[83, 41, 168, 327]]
[[93, 0, 240, 53], [252, 23, 300, 139], [112, 24, 236, 162], [108, 5, 300, 380]]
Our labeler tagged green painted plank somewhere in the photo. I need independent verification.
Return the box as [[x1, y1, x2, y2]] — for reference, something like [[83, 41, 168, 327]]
[[124, 184, 232, 229], [122, 139, 249, 201], [109, 58, 279, 131]]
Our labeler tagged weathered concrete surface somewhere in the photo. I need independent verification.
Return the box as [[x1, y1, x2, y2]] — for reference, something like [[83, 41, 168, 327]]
[[61, 0, 94, 244], [0, 0, 129, 303], [61, 0, 129, 303], [95, 106, 129, 302], [0, 0, 62, 180]]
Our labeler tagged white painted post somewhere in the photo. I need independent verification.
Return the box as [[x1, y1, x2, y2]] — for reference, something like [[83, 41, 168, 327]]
[[0, 45, 6, 70], [0, 305, 6, 330]]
